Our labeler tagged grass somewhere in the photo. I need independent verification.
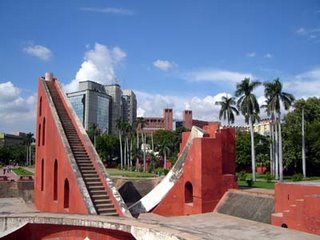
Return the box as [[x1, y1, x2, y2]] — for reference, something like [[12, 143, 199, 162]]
[[12, 167, 33, 176], [238, 180, 275, 189], [237, 172, 320, 190], [106, 168, 157, 178]]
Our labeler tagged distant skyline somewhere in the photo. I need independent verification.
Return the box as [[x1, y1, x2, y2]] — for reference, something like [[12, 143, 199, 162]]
[[0, 0, 319, 133]]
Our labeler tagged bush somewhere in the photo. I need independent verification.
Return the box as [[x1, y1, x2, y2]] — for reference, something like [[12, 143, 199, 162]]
[[155, 167, 164, 176], [265, 172, 273, 183], [292, 173, 304, 182], [163, 169, 169, 175], [237, 171, 247, 181], [246, 178, 254, 187]]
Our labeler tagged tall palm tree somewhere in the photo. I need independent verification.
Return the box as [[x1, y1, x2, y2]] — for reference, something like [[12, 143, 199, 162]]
[[235, 78, 261, 181], [215, 96, 239, 125], [116, 118, 124, 169], [136, 117, 147, 172], [25, 132, 34, 166], [264, 78, 295, 181], [159, 139, 171, 169], [261, 99, 277, 178]]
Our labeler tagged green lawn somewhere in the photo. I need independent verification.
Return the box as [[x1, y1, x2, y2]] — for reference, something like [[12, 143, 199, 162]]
[[12, 167, 33, 176], [237, 172, 320, 190], [238, 180, 275, 189], [106, 168, 157, 178]]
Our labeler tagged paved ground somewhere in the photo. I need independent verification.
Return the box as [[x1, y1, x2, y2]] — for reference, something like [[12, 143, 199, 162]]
[[0, 198, 37, 214], [0, 197, 318, 240], [138, 213, 319, 240]]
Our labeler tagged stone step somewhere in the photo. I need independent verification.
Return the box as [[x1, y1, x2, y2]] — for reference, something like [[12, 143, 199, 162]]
[[91, 193, 108, 199], [93, 198, 111, 204], [95, 202, 113, 208], [99, 212, 118, 216], [90, 189, 108, 195], [97, 208, 117, 213], [88, 185, 105, 190]]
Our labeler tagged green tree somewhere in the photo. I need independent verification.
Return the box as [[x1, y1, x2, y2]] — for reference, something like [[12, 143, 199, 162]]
[[95, 134, 119, 164], [282, 97, 320, 175], [264, 78, 295, 181], [235, 78, 261, 181], [215, 96, 239, 125]]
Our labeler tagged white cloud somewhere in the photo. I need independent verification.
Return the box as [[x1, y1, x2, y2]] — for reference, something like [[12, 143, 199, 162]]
[[284, 67, 320, 98], [0, 81, 36, 133], [153, 59, 174, 71], [23, 44, 52, 61], [64, 43, 127, 92], [296, 27, 320, 40], [246, 52, 256, 57], [296, 27, 307, 35], [185, 69, 254, 84], [264, 53, 272, 58], [80, 7, 134, 16]]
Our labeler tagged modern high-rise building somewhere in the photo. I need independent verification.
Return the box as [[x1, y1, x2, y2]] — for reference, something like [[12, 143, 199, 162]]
[[122, 90, 137, 125], [67, 81, 136, 135]]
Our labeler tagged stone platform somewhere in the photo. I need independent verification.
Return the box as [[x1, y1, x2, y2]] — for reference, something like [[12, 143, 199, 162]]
[[0, 198, 318, 240]]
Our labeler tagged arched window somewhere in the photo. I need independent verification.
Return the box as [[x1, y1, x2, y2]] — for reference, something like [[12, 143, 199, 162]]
[[281, 223, 288, 228], [42, 118, 46, 146], [185, 181, 193, 204], [38, 124, 41, 147], [41, 159, 44, 191], [39, 97, 42, 116], [53, 160, 58, 201], [64, 178, 70, 209]]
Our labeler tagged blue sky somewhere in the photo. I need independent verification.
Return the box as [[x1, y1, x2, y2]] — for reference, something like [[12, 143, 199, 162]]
[[0, 0, 320, 133]]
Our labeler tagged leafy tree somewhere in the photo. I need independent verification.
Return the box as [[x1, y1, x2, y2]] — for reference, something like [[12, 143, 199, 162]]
[[236, 131, 269, 170], [215, 96, 239, 125], [282, 97, 320, 175], [235, 78, 261, 181], [95, 134, 119, 165]]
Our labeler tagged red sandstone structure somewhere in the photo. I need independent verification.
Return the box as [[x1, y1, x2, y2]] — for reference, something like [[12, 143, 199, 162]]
[[272, 182, 320, 235], [152, 124, 238, 216], [35, 73, 130, 217]]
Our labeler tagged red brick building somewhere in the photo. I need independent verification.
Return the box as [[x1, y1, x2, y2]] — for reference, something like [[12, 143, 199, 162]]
[[141, 108, 217, 134]]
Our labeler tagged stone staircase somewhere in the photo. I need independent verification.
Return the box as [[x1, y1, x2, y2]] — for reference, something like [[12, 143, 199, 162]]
[[46, 80, 118, 216]]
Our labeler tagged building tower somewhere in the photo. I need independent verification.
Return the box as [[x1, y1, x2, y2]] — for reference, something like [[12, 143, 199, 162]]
[[163, 108, 173, 131], [183, 110, 193, 129], [122, 90, 137, 126]]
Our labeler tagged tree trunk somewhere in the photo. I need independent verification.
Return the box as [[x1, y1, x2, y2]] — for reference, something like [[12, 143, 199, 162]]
[[143, 133, 146, 172], [164, 151, 167, 169], [302, 108, 306, 178], [249, 116, 256, 181], [136, 131, 139, 150], [274, 114, 279, 180], [151, 133, 154, 151], [29, 145, 32, 165], [278, 112, 283, 181], [26, 145, 29, 166], [269, 122, 274, 176], [119, 131, 123, 169]]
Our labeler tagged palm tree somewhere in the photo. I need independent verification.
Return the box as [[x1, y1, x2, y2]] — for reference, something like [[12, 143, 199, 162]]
[[235, 78, 261, 181], [215, 95, 239, 125], [159, 139, 171, 169], [261, 99, 277, 178], [264, 78, 295, 181], [24, 132, 34, 166], [136, 117, 147, 172], [116, 118, 124, 169]]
